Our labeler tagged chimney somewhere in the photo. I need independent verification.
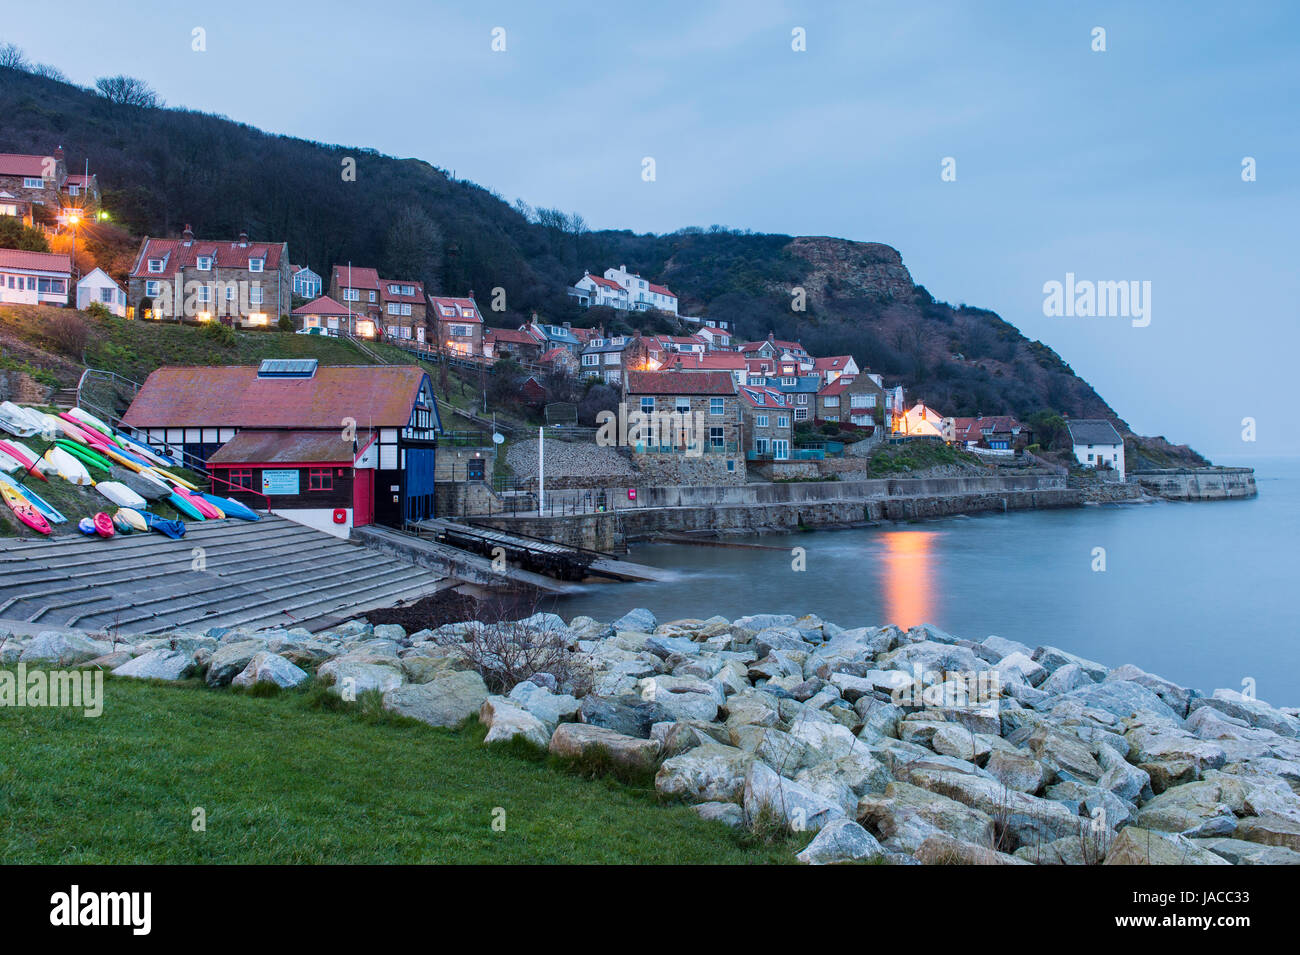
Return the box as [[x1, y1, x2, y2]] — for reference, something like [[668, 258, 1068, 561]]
[[182, 224, 194, 246], [54, 145, 65, 162], [238, 231, 248, 247], [562, 321, 571, 330]]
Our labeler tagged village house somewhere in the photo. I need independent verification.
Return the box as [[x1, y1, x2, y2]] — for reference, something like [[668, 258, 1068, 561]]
[[381, 277, 426, 343], [522, 318, 583, 355], [952, 415, 1029, 451], [537, 346, 578, 376], [817, 373, 885, 425], [569, 265, 678, 315], [737, 384, 794, 461], [0, 148, 99, 221], [429, 294, 484, 357], [579, 335, 632, 385], [624, 370, 742, 459], [893, 401, 948, 439], [75, 266, 127, 316], [663, 350, 749, 388], [328, 265, 382, 336], [291, 295, 352, 335], [485, 326, 544, 363], [750, 373, 820, 423], [1067, 419, 1126, 479], [814, 355, 859, 385], [0, 249, 71, 306], [120, 360, 442, 534], [130, 226, 292, 325], [692, 324, 733, 350], [0, 191, 34, 226], [291, 265, 322, 299]]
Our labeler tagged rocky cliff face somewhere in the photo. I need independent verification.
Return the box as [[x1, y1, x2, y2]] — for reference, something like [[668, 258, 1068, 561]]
[[784, 237, 916, 301]]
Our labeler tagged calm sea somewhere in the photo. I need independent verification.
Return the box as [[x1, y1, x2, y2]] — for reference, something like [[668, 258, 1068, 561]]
[[553, 458, 1300, 706]]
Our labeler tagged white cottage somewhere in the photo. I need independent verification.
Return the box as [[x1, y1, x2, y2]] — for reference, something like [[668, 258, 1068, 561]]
[[1067, 419, 1125, 479], [76, 267, 127, 316], [0, 249, 71, 306]]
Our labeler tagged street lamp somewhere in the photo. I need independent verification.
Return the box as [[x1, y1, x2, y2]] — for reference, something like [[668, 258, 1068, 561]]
[[64, 210, 82, 282]]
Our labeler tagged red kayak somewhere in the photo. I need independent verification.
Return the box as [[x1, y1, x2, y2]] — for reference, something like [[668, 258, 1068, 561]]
[[0, 440, 49, 481], [93, 511, 115, 538], [173, 485, 222, 519], [57, 414, 117, 451], [0, 480, 51, 535]]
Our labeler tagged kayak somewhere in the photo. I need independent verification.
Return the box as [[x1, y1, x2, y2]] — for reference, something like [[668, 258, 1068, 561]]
[[67, 407, 116, 438], [114, 432, 177, 468], [140, 510, 186, 539], [0, 475, 65, 523], [174, 485, 221, 519], [93, 512, 115, 538], [0, 401, 39, 438], [95, 480, 148, 509], [42, 447, 93, 485], [116, 507, 149, 532], [132, 467, 173, 493], [0, 440, 50, 480], [167, 490, 206, 521], [151, 466, 198, 491], [200, 493, 260, 521], [56, 439, 113, 474], [77, 517, 98, 535], [0, 478, 51, 535], [58, 412, 120, 448], [112, 512, 135, 534]]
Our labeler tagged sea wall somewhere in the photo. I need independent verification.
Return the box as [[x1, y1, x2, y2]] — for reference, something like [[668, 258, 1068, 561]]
[[1130, 468, 1257, 501]]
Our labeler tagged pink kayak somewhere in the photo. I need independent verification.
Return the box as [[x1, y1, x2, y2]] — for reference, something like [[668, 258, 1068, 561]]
[[172, 485, 222, 519]]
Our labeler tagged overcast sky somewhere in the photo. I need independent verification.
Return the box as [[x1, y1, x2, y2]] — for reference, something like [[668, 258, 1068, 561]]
[[6, 1, 1297, 458]]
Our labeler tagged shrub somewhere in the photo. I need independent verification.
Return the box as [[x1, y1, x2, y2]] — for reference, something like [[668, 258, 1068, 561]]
[[44, 311, 89, 357], [277, 314, 293, 332], [198, 321, 236, 347], [84, 301, 111, 320]]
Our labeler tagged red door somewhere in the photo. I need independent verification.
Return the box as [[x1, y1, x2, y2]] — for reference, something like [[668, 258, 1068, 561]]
[[353, 469, 374, 527]]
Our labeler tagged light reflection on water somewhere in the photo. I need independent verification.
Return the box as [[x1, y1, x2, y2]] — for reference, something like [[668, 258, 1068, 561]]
[[879, 531, 937, 630]]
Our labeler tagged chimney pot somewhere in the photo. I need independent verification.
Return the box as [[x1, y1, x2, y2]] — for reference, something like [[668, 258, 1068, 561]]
[[182, 224, 194, 245], [238, 231, 248, 247]]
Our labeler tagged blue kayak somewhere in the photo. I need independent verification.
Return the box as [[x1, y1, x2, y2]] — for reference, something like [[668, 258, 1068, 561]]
[[115, 431, 178, 467], [167, 491, 206, 521], [199, 493, 260, 521]]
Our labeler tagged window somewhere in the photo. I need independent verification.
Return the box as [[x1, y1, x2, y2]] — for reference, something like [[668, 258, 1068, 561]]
[[368, 291, 376, 302], [850, 393, 875, 409], [676, 397, 691, 414], [343, 288, 359, 301], [23, 177, 44, 188], [756, 414, 769, 428], [196, 284, 212, 304], [796, 394, 808, 404], [756, 437, 769, 455], [147, 258, 165, 273], [249, 286, 264, 305], [249, 258, 264, 272], [824, 396, 840, 408], [145, 280, 162, 296], [228, 469, 253, 489], [308, 468, 333, 491], [781, 376, 795, 386], [582, 354, 599, 366], [449, 324, 471, 336], [709, 427, 724, 449], [710, 397, 725, 416], [640, 397, 655, 414], [68, 185, 80, 196], [99, 288, 114, 303], [388, 303, 401, 315], [777, 415, 789, 428], [196, 256, 212, 271]]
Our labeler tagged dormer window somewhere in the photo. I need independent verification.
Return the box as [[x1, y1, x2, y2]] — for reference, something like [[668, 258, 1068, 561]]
[[249, 258, 264, 272], [23, 177, 44, 189], [147, 258, 165, 273], [196, 256, 213, 271]]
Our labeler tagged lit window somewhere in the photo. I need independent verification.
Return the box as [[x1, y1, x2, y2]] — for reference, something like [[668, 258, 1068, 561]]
[[308, 468, 333, 491]]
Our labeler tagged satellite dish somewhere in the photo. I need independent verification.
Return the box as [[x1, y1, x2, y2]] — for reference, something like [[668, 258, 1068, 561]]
[[492, 432, 504, 445]]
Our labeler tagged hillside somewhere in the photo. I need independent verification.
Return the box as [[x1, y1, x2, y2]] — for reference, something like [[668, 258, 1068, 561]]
[[2, 62, 1121, 427]]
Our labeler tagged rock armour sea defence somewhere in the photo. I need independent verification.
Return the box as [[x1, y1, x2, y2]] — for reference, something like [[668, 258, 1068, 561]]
[[6, 612, 1297, 865]]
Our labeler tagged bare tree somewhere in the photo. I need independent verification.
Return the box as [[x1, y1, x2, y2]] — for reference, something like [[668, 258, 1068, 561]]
[[0, 42, 29, 70], [29, 62, 67, 81], [94, 74, 163, 107]]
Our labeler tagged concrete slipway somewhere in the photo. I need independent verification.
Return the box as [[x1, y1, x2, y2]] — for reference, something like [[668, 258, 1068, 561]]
[[0, 514, 458, 635]]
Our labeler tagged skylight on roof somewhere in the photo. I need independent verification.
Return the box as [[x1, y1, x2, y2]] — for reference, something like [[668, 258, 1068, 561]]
[[257, 358, 318, 378]]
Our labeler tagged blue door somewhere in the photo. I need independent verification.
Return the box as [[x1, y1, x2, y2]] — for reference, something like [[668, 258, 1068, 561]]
[[403, 446, 437, 523]]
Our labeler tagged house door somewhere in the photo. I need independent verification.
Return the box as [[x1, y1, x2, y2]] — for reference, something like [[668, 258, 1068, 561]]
[[773, 440, 790, 460], [353, 469, 374, 527], [416, 326, 425, 345], [403, 446, 437, 523]]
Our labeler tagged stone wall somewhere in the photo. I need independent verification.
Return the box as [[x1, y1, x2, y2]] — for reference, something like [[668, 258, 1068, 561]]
[[1131, 468, 1257, 501], [0, 369, 54, 404], [631, 451, 746, 486]]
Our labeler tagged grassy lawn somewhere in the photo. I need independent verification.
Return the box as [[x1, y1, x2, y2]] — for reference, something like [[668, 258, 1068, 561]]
[[0, 675, 800, 864], [863, 439, 987, 477]]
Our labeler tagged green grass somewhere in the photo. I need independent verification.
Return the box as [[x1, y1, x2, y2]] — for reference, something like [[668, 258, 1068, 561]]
[[0, 675, 800, 864], [863, 439, 986, 477]]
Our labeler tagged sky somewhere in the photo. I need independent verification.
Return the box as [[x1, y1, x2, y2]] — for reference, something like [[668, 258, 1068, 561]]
[[5, 0, 1297, 458]]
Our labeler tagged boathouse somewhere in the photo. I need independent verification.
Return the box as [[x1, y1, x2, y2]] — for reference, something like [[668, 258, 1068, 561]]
[[120, 360, 442, 533]]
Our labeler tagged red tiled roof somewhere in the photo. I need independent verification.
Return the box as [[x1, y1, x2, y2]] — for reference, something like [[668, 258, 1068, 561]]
[[648, 282, 675, 297], [291, 295, 352, 317], [64, 174, 94, 187], [814, 356, 853, 371], [121, 365, 430, 429], [208, 429, 375, 465], [131, 237, 285, 278], [666, 352, 746, 370], [625, 371, 737, 396], [538, 347, 573, 364], [818, 380, 854, 397], [0, 249, 71, 273], [428, 296, 481, 323], [0, 153, 50, 177], [486, 327, 539, 345], [738, 385, 790, 409], [331, 265, 380, 290], [380, 278, 425, 305], [586, 274, 623, 290]]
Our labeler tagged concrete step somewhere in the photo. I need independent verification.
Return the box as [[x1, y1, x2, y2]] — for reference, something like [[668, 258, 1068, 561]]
[[0, 514, 451, 635]]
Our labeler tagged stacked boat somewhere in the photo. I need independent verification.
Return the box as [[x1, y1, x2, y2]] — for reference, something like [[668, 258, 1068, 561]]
[[0, 400, 260, 538]]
